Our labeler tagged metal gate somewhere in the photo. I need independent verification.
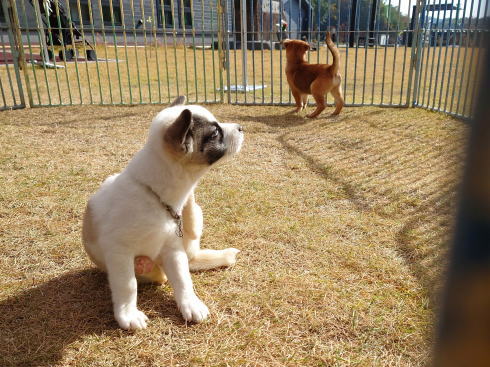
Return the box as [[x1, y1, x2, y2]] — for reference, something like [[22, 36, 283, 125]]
[[0, 0, 487, 119]]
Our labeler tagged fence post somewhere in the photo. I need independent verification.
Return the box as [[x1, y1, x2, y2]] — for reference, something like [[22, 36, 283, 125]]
[[407, 0, 426, 107]]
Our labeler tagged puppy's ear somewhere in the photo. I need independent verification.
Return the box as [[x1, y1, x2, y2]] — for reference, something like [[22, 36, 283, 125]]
[[282, 39, 291, 47], [170, 95, 187, 107], [164, 109, 193, 153]]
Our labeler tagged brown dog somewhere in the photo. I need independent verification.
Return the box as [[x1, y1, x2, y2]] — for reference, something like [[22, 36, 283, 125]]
[[283, 32, 344, 118]]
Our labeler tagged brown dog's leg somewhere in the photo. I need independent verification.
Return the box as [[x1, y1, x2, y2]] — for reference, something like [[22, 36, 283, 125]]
[[307, 95, 326, 118], [330, 85, 344, 115], [307, 79, 327, 118], [301, 94, 308, 110], [291, 88, 303, 113]]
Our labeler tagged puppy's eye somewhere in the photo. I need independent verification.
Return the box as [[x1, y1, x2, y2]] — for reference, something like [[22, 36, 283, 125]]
[[211, 128, 219, 138]]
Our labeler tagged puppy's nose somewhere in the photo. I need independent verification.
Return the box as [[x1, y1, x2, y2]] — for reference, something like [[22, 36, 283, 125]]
[[237, 125, 243, 132]]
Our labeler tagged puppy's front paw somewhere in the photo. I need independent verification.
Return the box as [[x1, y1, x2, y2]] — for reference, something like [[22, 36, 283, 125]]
[[223, 248, 240, 266], [115, 306, 149, 330], [178, 295, 209, 323]]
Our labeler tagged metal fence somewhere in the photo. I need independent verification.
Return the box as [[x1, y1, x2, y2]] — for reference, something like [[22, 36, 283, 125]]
[[0, 0, 488, 118]]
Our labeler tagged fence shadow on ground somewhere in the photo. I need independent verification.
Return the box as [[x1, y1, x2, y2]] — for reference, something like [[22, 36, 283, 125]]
[[242, 106, 462, 302], [0, 268, 180, 367]]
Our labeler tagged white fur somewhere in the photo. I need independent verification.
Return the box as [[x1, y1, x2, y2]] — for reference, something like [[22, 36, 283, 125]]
[[83, 104, 243, 330]]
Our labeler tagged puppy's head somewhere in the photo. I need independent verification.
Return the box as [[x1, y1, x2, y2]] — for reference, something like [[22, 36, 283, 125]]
[[283, 39, 310, 62], [150, 96, 243, 168]]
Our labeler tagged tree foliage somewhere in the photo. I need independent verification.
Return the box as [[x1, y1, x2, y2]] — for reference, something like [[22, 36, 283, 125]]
[[311, 0, 410, 31]]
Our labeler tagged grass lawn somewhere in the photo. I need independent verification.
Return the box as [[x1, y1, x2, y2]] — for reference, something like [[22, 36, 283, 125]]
[[0, 104, 467, 366]]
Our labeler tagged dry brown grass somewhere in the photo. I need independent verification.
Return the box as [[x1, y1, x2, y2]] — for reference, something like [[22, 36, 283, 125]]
[[1, 43, 483, 117], [0, 104, 467, 366]]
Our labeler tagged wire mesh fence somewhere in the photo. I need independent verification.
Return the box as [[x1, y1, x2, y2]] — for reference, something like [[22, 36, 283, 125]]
[[0, 0, 488, 118]]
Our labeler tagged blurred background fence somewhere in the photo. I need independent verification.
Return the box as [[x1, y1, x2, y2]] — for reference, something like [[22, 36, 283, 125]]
[[0, 0, 488, 118]]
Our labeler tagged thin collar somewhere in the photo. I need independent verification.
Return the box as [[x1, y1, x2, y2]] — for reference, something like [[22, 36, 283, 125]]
[[138, 181, 183, 237]]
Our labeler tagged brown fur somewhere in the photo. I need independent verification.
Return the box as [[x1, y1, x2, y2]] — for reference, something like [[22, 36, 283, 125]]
[[283, 32, 344, 118]]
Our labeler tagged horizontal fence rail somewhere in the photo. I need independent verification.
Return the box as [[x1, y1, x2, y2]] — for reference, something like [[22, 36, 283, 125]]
[[0, 0, 487, 119]]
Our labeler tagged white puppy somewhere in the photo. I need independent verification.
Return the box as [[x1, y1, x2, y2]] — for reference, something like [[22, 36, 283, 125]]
[[82, 96, 244, 330]]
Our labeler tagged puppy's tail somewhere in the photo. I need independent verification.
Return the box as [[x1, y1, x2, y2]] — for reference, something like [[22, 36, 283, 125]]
[[325, 32, 340, 74]]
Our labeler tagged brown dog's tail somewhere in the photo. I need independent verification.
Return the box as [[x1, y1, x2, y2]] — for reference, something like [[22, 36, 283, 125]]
[[325, 32, 340, 74]]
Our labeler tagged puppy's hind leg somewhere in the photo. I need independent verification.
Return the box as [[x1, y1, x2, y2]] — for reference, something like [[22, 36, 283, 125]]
[[301, 94, 309, 111], [183, 192, 240, 272], [330, 84, 344, 115], [307, 79, 327, 118]]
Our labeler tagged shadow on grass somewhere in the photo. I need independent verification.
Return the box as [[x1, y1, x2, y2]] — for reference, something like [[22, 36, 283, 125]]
[[277, 130, 457, 299], [395, 191, 455, 295], [239, 107, 386, 129], [0, 268, 179, 367], [277, 133, 372, 213]]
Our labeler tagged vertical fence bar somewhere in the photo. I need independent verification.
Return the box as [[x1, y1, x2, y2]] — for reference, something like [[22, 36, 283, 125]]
[[63, 0, 83, 104], [399, 0, 412, 105], [362, 0, 373, 105], [96, 0, 114, 104], [200, 0, 207, 102], [223, 0, 231, 103], [380, 0, 393, 105], [389, 0, 402, 105], [456, 0, 476, 116], [468, 0, 488, 114], [18, 0, 42, 106], [430, 0, 447, 111], [189, 0, 199, 102], [108, 0, 124, 104], [288, 0, 292, 104], [150, 0, 162, 103], [352, 0, 360, 104], [216, 0, 224, 102], [42, 0, 64, 105], [75, 0, 95, 105], [241, 0, 247, 104], [420, 0, 436, 108], [159, 0, 172, 103], [437, 0, 454, 111], [269, 0, 273, 103], [210, 0, 218, 102], [0, 1, 22, 107], [251, 0, 256, 103], [371, 0, 382, 104], [179, 0, 190, 99], [52, 0, 74, 105], [443, 0, 462, 113], [139, 0, 153, 103], [86, 0, 105, 104], [129, 0, 143, 103], [260, 0, 265, 103], [425, 0, 444, 109], [461, 12, 480, 116], [7, 0, 32, 107], [408, 0, 426, 107], [120, 0, 134, 104], [449, 0, 469, 113], [31, 0, 53, 105]]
